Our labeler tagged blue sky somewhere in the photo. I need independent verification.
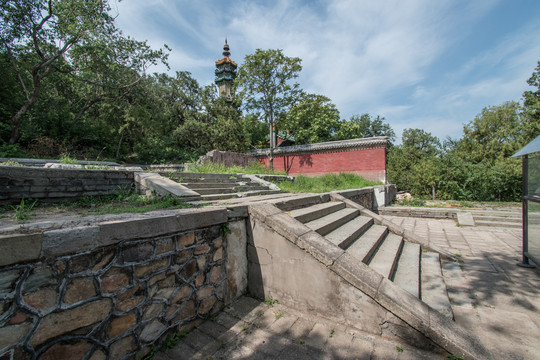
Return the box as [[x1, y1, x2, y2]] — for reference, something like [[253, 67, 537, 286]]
[[113, 0, 540, 143]]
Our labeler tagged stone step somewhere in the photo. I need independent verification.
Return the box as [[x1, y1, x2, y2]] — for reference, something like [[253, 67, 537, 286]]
[[474, 219, 522, 228], [346, 225, 388, 263], [194, 188, 237, 195], [421, 252, 453, 319], [325, 216, 373, 249], [472, 215, 521, 222], [199, 189, 285, 201], [304, 208, 360, 236], [288, 201, 346, 223], [182, 182, 247, 189], [368, 234, 403, 279], [200, 193, 237, 201], [393, 242, 421, 298]]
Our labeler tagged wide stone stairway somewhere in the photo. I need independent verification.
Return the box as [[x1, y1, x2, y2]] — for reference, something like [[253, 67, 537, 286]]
[[285, 199, 454, 319], [164, 172, 284, 201]]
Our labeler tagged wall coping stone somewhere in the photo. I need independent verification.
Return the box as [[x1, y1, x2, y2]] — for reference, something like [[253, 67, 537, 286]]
[[248, 136, 388, 157]]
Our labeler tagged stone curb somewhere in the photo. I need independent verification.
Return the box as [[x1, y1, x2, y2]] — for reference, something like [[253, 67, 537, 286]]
[[0, 208, 229, 261]]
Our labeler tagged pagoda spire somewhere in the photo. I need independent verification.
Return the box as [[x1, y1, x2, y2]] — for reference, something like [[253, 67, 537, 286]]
[[215, 39, 237, 101]]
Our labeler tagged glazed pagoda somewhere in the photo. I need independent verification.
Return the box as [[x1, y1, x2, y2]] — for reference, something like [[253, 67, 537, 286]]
[[215, 39, 237, 101]]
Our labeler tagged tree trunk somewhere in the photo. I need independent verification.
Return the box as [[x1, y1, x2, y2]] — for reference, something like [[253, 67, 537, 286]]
[[432, 184, 436, 200], [8, 98, 37, 145], [269, 112, 274, 171]]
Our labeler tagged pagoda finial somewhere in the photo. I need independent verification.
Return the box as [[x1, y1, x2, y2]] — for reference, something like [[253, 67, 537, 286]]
[[223, 38, 230, 57]]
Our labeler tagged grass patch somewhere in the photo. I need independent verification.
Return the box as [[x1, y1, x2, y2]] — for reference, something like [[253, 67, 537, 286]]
[[186, 162, 286, 175], [277, 172, 381, 193], [0, 193, 195, 220]]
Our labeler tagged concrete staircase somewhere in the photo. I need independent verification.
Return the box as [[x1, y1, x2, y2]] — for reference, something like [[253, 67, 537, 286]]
[[285, 199, 454, 319], [164, 172, 284, 201]]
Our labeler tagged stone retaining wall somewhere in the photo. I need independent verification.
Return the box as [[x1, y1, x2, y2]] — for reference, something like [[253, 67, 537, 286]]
[[0, 166, 134, 205], [0, 207, 248, 360]]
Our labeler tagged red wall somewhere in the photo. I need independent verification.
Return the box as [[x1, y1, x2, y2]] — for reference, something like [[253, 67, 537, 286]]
[[258, 147, 386, 183]]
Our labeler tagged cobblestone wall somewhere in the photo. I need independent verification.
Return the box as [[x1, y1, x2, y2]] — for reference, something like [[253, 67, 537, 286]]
[[0, 208, 244, 360], [0, 166, 134, 205]]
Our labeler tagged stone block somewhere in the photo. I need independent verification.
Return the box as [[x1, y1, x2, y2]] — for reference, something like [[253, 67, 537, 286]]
[[247, 203, 283, 221], [375, 278, 429, 333], [175, 208, 228, 233], [155, 237, 174, 254], [42, 226, 99, 257], [329, 253, 383, 299], [120, 242, 153, 263], [171, 286, 192, 304], [101, 273, 129, 293], [39, 341, 92, 360], [209, 265, 222, 284], [22, 265, 57, 294], [0, 323, 31, 353], [198, 295, 217, 315], [140, 320, 166, 343], [296, 231, 344, 266], [213, 247, 223, 261], [226, 205, 249, 219], [263, 212, 312, 244], [135, 257, 169, 279], [63, 277, 96, 305], [194, 244, 210, 255], [116, 296, 144, 312], [109, 335, 136, 359], [109, 313, 136, 338], [31, 298, 111, 346], [0, 269, 22, 295], [176, 232, 195, 248], [179, 260, 197, 280], [197, 286, 213, 299], [23, 288, 58, 311], [143, 303, 164, 320], [98, 216, 179, 246], [172, 300, 196, 323], [0, 233, 42, 266]]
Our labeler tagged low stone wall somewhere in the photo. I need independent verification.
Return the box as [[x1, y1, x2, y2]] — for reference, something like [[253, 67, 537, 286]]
[[199, 150, 257, 167], [0, 207, 249, 360], [0, 166, 134, 205]]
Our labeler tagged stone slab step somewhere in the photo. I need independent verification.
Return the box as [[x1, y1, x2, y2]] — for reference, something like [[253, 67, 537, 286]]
[[346, 225, 388, 263], [198, 190, 285, 202], [288, 201, 345, 223], [456, 212, 475, 227], [325, 216, 373, 249], [182, 182, 248, 189], [474, 220, 522, 228], [393, 242, 420, 298], [368, 234, 403, 279], [473, 214, 521, 222], [304, 208, 359, 236], [194, 188, 237, 195], [421, 252, 453, 319]]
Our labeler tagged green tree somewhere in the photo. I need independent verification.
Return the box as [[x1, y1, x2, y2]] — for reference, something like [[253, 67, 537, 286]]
[[281, 92, 340, 145], [459, 101, 528, 163], [522, 60, 540, 140], [335, 114, 396, 143], [1, 0, 167, 144], [235, 48, 302, 168]]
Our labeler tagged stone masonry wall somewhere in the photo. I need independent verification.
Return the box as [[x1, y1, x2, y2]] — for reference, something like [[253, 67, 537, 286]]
[[0, 208, 247, 360], [0, 166, 134, 205]]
